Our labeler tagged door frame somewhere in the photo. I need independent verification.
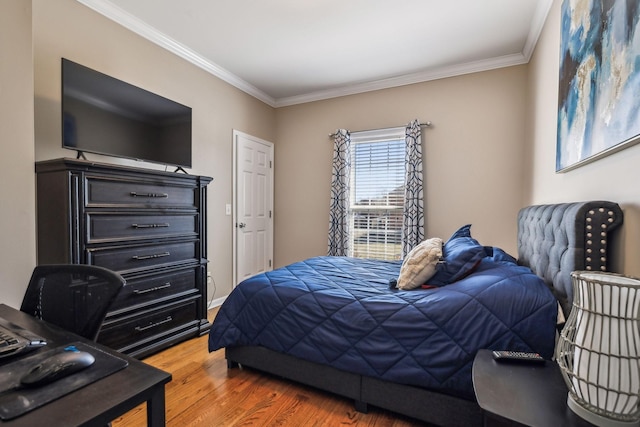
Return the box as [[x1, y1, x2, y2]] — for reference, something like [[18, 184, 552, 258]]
[[232, 130, 274, 288]]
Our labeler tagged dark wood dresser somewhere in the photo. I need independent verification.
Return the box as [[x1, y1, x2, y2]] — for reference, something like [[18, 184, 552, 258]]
[[35, 158, 212, 358]]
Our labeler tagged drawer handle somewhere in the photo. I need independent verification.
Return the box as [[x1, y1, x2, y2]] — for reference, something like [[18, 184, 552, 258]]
[[132, 223, 170, 229], [132, 251, 170, 261], [130, 191, 169, 198], [134, 316, 173, 332], [132, 283, 172, 295]]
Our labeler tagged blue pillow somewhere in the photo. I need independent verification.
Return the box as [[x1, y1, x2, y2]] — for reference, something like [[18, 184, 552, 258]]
[[428, 224, 485, 286], [488, 246, 517, 264], [450, 224, 473, 239]]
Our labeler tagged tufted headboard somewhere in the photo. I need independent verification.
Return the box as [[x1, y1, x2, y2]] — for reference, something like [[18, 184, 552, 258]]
[[517, 201, 623, 317]]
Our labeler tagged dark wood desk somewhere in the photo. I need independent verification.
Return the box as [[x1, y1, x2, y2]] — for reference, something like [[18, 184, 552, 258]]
[[472, 349, 594, 427], [0, 304, 171, 426]]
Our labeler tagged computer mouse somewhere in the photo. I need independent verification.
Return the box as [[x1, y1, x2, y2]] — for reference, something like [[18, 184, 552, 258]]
[[20, 347, 95, 388]]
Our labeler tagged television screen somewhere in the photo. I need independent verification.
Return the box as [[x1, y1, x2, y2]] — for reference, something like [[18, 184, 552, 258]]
[[62, 58, 192, 169]]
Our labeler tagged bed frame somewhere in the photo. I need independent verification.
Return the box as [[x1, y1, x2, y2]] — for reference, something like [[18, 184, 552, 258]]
[[225, 201, 623, 426]]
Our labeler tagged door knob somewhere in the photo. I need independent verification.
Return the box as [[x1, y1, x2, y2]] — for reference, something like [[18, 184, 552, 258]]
[[237, 222, 246, 228]]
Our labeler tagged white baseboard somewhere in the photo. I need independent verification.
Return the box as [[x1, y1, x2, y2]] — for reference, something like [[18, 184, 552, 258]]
[[207, 296, 227, 310]]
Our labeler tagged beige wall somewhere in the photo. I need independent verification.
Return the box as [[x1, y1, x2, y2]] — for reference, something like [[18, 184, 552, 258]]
[[274, 0, 640, 278], [3, 0, 637, 308], [33, 0, 277, 301], [526, 0, 640, 276], [0, 1, 36, 308], [274, 66, 529, 267]]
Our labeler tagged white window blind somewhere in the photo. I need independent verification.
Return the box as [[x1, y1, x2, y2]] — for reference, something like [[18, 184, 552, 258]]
[[349, 127, 405, 260]]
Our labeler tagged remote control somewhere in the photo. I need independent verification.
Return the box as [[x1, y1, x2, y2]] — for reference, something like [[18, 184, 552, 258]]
[[492, 350, 545, 364]]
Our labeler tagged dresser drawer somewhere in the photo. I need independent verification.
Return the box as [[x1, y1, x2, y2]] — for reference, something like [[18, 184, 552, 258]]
[[110, 267, 198, 312], [85, 176, 196, 208], [86, 212, 198, 243], [88, 240, 199, 274], [98, 299, 199, 352]]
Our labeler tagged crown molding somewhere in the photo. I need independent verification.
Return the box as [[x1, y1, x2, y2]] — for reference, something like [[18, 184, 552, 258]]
[[522, 0, 554, 60], [274, 53, 529, 107], [278, 0, 554, 107], [76, 0, 277, 107], [77, 0, 552, 108]]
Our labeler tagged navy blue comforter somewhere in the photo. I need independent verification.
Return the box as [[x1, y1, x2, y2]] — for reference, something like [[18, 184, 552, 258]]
[[209, 254, 557, 398]]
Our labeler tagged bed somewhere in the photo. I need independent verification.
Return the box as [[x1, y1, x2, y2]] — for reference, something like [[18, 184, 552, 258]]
[[208, 201, 623, 426]]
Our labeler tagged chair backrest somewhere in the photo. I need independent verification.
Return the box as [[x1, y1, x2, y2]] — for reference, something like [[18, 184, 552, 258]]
[[20, 264, 125, 341]]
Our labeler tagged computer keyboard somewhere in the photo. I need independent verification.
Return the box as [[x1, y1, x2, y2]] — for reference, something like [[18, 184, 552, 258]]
[[0, 317, 47, 360]]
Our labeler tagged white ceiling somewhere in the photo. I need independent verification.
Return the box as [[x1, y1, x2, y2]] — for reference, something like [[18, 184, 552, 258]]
[[77, 0, 553, 107]]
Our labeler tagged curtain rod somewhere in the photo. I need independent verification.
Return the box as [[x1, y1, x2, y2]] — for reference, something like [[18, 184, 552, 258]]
[[328, 121, 432, 138]]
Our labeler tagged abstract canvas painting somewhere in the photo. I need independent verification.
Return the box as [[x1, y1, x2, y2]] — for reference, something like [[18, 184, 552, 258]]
[[557, 0, 640, 172]]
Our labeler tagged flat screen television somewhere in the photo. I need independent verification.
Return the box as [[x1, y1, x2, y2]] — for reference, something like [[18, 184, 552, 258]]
[[62, 58, 192, 169]]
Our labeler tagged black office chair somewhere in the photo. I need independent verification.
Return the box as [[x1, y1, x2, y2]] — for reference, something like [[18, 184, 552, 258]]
[[20, 264, 125, 341]]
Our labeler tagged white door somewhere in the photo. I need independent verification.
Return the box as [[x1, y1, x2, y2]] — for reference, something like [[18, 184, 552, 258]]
[[233, 130, 274, 287]]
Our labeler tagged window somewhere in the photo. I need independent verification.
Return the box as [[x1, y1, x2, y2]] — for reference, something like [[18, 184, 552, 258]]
[[349, 127, 405, 260]]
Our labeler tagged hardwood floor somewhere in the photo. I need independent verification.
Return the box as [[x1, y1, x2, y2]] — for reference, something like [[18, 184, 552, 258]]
[[111, 309, 425, 426]]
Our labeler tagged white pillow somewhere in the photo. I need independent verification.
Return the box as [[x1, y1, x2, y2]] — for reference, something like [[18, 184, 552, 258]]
[[396, 238, 443, 290]]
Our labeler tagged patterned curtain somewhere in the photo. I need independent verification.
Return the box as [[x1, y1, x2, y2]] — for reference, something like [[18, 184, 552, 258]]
[[402, 119, 424, 257], [328, 129, 351, 256]]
